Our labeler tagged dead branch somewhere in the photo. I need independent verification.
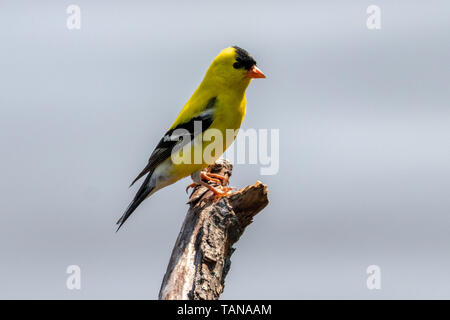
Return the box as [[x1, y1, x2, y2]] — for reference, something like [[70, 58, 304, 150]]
[[158, 158, 269, 300]]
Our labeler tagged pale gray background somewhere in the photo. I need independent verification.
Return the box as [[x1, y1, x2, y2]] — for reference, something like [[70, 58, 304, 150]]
[[0, 0, 449, 299]]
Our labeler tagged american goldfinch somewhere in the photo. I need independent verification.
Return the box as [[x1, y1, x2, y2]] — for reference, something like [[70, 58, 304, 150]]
[[116, 46, 265, 230]]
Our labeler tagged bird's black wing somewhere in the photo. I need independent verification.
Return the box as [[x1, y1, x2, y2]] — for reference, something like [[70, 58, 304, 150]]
[[116, 97, 217, 231], [129, 97, 217, 187]]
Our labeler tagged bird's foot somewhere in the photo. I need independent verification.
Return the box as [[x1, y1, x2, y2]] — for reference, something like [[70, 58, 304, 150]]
[[199, 182, 234, 202], [203, 172, 229, 186], [185, 182, 198, 194], [185, 171, 233, 199]]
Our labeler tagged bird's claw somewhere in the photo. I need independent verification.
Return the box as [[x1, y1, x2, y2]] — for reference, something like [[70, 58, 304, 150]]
[[185, 182, 198, 194], [203, 172, 229, 185], [186, 169, 233, 199]]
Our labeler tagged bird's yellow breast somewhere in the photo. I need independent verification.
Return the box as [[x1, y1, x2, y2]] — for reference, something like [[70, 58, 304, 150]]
[[168, 93, 246, 179], [212, 93, 246, 134]]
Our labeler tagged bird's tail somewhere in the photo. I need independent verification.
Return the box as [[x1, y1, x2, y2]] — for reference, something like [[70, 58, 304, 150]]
[[116, 176, 155, 232]]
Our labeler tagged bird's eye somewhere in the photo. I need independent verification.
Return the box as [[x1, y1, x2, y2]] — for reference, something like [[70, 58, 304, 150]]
[[233, 62, 242, 69]]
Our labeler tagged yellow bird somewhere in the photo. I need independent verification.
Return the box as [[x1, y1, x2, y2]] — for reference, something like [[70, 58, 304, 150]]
[[117, 46, 265, 230]]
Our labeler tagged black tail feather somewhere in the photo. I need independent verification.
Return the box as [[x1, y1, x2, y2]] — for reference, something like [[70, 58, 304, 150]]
[[116, 177, 154, 232]]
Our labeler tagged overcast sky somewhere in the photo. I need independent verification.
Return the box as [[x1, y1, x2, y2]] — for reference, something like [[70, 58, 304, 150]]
[[0, 0, 449, 299]]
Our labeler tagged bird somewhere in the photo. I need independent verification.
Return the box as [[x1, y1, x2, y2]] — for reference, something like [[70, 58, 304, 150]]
[[116, 46, 265, 231]]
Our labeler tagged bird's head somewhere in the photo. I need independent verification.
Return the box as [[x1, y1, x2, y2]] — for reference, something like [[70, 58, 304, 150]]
[[203, 46, 265, 90]]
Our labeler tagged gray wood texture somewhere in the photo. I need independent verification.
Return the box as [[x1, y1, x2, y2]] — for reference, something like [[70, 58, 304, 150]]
[[159, 159, 269, 300]]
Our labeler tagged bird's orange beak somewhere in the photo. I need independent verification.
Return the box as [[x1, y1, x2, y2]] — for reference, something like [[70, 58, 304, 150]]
[[246, 65, 266, 79]]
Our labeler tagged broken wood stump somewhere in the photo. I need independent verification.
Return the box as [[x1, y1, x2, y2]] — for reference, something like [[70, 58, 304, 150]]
[[159, 158, 269, 300]]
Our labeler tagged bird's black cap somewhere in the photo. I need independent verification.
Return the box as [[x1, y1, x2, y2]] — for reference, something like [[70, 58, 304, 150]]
[[232, 46, 257, 70]]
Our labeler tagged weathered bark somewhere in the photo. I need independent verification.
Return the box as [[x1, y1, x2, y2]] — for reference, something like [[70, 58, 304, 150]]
[[158, 159, 269, 300]]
